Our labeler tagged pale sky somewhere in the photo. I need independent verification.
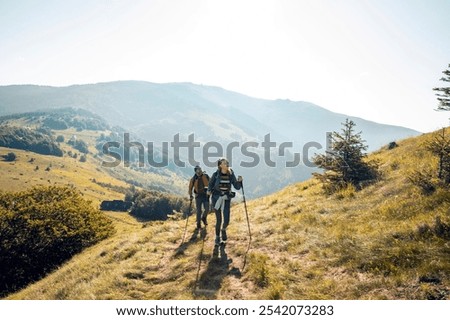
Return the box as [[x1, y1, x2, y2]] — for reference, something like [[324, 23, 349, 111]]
[[0, 0, 449, 132]]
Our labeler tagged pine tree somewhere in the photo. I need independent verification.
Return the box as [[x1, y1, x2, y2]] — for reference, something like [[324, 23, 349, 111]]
[[426, 128, 450, 183], [313, 119, 378, 193], [433, 64, 450, 111]]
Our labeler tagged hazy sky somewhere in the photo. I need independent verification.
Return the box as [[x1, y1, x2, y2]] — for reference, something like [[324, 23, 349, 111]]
[[0, 0, 449, 132]]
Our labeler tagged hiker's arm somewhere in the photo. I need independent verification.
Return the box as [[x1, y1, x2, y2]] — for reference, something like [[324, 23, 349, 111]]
[[230, 171, 242, 190], [207, 173, 215, 195]]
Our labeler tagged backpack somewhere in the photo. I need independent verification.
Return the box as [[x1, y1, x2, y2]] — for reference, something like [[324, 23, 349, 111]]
[[192, 172, 209, 194]]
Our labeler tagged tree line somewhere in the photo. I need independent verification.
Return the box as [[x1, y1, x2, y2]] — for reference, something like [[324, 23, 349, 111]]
[[0, 126, 63, 157], [0, 107, 110, 131]]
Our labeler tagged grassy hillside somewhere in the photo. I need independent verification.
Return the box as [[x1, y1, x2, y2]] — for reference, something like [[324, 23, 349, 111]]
[[0, 110, 187, 198], [50, 127, 187, 195], [0, 146, 127, 207], [6, 129, 450, 300]]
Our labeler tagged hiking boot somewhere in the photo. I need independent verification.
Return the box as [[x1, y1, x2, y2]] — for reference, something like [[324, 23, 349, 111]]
[[215, 236, 221, 246], [201, 215, 208, 226], [221, 229, 227, 242]]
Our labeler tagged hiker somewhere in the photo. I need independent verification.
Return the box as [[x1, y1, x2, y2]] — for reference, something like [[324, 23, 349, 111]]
[[207, 158, 243, 246], [188, 165, 210, 229]]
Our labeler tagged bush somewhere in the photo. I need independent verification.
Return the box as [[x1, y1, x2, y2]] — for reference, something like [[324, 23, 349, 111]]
[[128, 190, 189, 221], [408, 169, 437, 195], [3, 152, 16, 162], [56, 135, 65, 143], [416, 216, 450, 240], [68, 138, 89, 154], [79, 154, 87, 162], [426, 128, 450, 184], [0, 186, 115, 297], [387, 141, 398, 150]]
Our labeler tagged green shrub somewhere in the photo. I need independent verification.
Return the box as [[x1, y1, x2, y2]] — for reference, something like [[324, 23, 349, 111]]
[[0, 186, 115, 297], [68, 138, 89, 154], [387, 141, 398, 150], [128, 190, 189, 221], [3, 152, 16, 162], [408, 169, 436, 195]]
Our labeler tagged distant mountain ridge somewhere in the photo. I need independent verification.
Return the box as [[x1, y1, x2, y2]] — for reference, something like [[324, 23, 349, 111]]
[[0, 81, 419, 145], [0, 81, 420, 197]]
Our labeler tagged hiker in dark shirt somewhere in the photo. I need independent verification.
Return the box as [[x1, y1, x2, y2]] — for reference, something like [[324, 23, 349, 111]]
[[207, 158, 242, 245], [188, 165, 210, 229]]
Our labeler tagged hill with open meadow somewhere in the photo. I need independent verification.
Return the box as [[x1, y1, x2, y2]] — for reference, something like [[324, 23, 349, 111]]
[[6, 128, 449, 300], [0, 108, 186, 202], [0, 109, 191, 296]]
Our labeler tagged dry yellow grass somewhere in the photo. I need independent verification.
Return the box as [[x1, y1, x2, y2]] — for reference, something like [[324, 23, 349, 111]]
[[0, 146, 127, 206], [53, 128, 187, 194], [5, 129, 450, 300], [0, 126, 186, 205]]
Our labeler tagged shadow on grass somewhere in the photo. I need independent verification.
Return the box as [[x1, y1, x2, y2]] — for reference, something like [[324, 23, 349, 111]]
[[174, 227, 203, 257], [194, 244, 241, 299]]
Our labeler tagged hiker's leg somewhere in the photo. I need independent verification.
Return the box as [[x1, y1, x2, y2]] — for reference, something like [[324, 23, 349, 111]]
[[202, 197, 209, 217], [214, 208, 222, 236], [211, 195, 221, 237], [195, 196, 202, 227], [221, 200, 231, 241], [223, 199, 231, 229], [201, 196, 208, 225]]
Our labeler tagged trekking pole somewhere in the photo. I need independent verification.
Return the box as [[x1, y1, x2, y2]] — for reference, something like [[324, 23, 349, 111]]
[[181, 198, 193, 245], [241, 181, 252, 271]]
